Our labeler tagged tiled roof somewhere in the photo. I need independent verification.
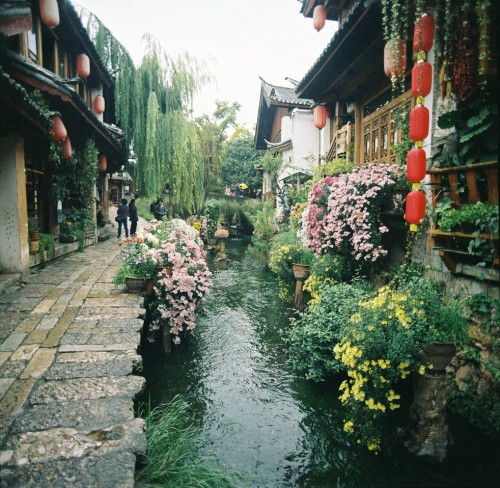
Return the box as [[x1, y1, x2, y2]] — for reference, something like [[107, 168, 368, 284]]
[[296, 0, 365, 96], [260, 77, 314, 108], [0, 64, 51, 129]]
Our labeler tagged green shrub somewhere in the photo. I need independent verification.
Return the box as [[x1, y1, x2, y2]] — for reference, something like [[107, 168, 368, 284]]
[[284, 281, 369, 381]]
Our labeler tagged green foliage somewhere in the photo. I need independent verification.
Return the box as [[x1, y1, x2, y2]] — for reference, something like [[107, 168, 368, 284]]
[[38, 233, 55, 268], [311, 158, 355, 183], [433, 95, 498, 166], [447, 291, 500, 435], [219, 137, 263, 194], [433, 200, 499, 265], [203, 199, 221, 239], [136, 397, 244, 487], [284, 281, 369, 381], [195, 100, 241, 190]]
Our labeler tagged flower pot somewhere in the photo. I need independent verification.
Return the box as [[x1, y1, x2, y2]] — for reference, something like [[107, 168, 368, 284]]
[[422, 341, 456, 372], [125, 277, 146, 293], [292, 263, 311, 281], [29, 239, 39, 254], [207, 238, 217, 246]]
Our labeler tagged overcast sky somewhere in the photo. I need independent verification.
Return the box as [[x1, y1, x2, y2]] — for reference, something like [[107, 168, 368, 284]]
[[73, 0, 337, 130]]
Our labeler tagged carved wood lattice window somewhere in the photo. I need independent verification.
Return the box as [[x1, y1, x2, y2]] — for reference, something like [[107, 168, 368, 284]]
[[361, 91, 413, 165]]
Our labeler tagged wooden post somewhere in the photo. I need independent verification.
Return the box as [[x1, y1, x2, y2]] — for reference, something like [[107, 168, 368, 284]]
[[294, 279, 305, 310]]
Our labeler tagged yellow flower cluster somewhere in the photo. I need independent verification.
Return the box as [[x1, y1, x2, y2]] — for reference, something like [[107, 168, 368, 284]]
[[304, 275, 334, 308], [359, 286, 415, 330], [334, 340, 363, 368]]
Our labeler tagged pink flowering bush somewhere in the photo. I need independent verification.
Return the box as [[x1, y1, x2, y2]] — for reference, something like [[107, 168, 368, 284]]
[[305, 164, 400, 264], [151, 222, 212, 344]]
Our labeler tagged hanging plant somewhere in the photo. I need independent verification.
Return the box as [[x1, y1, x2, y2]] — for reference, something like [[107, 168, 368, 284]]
[[381, 0, 410, 96], [476, 0, 491, 86], [452, 2, 479, 101]]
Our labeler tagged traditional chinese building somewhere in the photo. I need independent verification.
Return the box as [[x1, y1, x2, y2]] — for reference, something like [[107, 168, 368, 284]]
[[0, 0, 126, 274]]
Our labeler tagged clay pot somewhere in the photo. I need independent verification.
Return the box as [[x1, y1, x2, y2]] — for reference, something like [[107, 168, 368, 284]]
[[292, 263, 311, 281], [422, 341, 456, 372], [125, 277, 146, 293]]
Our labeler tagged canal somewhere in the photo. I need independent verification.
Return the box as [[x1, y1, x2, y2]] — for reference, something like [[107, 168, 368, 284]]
[[142, 240, 498, 487]]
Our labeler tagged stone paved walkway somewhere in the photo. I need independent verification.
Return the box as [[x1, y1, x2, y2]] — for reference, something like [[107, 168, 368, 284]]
[[0, 222, 149, 487]]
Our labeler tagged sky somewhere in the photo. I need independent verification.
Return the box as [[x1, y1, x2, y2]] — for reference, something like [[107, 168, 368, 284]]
[[73, 0, 337, 130]]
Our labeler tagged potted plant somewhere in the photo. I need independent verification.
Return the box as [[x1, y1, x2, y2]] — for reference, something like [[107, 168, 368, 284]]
[[97, 208, 107, 228], [114, 236, 159, 293]]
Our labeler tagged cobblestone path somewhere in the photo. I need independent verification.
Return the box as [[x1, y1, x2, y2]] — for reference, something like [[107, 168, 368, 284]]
[[0, 226, 147, 487]]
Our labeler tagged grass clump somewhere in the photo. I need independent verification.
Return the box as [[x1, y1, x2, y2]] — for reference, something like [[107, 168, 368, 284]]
[[136, 396, 245, 488]]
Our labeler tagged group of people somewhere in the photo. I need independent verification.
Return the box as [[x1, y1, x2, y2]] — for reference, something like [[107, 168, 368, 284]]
[[115, 198, 138, 238]]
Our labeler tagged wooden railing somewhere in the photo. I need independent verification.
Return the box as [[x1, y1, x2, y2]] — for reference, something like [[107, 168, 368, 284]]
[[326, 122, 353, 162], [427, 161, 499, 276]]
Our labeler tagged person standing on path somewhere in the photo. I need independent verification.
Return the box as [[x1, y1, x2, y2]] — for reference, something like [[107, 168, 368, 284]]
[[129, 198, 138, 236], [116, 198, 129, 238]]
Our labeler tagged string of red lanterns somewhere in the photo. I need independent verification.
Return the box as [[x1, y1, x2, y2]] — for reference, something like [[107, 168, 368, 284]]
[[404, 13, 435, 232]]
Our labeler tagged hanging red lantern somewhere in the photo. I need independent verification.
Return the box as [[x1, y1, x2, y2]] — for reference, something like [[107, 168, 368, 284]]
[[313, 5, 327, 32], [39, 0, 59, 29], [93, 95, 105, 114], [50, 115, 67, 142], [413, 14, 435, 53], [98, 154, 107, 173], [313, 105, 327, 129], [384, 39, 406, 78], [61, 137, 72, 159], [405, 189, 426, 231], [409, 105, 429, 142], [406, 147, 427, 182], [411, 60, 432, 97], [76, 54, 90, 78]]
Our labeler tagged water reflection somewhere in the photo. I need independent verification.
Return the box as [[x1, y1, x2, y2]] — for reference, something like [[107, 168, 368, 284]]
[[142, 240, 499, 487]]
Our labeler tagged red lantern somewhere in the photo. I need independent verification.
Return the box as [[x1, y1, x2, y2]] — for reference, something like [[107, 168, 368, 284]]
[[405, 189, 426, 230], [313, 5, 327, 32], [76, 54, 90, 78], [39, 0, 59, 29], [406, 147, 427, 182], [61, 137, 72, 159], [411, 61, 432, 97], [93, 95, 105, 114], [413, 14, 435, 53], [51, 115, 67, 142], [99, 154, 107, 173], [384, 39, 406, 78], [409, 105, 429, 142], [313, 105, 327, 129]]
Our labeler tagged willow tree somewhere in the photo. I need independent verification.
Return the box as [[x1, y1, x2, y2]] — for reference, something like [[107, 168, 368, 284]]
[[78, 10, 210, 216]]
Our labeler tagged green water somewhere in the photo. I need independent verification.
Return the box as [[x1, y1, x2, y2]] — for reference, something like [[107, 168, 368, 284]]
[[142, 240, 499, 487]]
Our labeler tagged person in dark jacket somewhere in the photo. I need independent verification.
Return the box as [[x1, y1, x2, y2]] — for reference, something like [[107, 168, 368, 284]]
[[116, 198, 129, 238], [129, 199, 138, 236]]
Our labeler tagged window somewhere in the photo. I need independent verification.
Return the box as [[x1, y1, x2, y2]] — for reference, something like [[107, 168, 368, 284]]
[[27, 21, 39, 63], [361, 91, 413, 165]]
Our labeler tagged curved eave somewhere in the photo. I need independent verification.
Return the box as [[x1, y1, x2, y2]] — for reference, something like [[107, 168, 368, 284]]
[[4, 51, 123, 155], [296, 0, 380, 101], [0, 64, 51, 134]]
